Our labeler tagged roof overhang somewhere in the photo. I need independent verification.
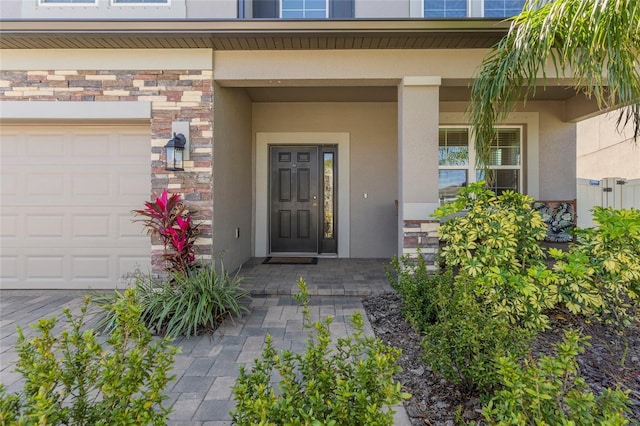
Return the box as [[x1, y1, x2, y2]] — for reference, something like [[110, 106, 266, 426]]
[[0, 19, 511, 50]]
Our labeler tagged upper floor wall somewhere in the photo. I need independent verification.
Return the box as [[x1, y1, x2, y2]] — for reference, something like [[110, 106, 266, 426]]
[[2, 0, 526, 20]]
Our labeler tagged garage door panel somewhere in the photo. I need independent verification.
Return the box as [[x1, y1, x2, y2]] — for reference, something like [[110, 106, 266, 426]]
[[72, 215, 110, 238], [27, 173, 65, 197], [72, 256, 111, 279], [71, 135, 111, 157], [25, 215, 65, 238], [26, 134, 65, 157], [119, 214, 145, 238], [118, 134, 150, 157], [119, 173, 150, 197], [72, 173, 110, 196], [1, 257, 18, 279], [1, 125, 151, 289], [1, 174, 18, 196], [27, 256, 65, 279], [1, 215, 18, 238]]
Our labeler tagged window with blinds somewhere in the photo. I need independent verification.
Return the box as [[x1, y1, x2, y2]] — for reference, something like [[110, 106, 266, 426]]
[[438, 126, 523, 203]]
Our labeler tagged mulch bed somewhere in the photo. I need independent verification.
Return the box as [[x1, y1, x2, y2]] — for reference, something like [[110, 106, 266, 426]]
[[363, 292, 640, 425]]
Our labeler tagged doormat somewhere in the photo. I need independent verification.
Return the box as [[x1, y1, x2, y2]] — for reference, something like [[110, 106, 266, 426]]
[[262, 257, 318, 265]]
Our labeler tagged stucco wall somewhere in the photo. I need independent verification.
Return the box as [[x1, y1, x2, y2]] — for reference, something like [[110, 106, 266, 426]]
[[252, 102, 398, 258], [212, 86, 253, 272], [577, 111, 640, 180], [535, 101, 577, 200]]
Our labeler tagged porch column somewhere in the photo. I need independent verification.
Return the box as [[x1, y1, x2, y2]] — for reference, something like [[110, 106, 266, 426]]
[[397, 76, 441, 269]]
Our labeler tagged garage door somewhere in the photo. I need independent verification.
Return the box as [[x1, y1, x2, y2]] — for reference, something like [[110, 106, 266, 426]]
[[0, 124, 151, 289]]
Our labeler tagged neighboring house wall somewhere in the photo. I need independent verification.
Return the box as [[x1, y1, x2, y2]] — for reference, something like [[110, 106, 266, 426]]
[[252, 101, 398, 258], [577, 112, 640, 180], [212, 85, 253, 271], [0, 49, 215, 273]]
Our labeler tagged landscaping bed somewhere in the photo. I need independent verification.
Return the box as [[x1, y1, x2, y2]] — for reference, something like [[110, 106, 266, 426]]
[[364, 292, 640, 425]]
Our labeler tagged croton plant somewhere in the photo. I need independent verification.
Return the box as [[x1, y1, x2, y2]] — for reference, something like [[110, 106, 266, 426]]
[[134, 189, 199, 274]]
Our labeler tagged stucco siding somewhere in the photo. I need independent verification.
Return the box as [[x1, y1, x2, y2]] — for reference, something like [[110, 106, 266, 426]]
[[252, 102, 398, 258], [536, 101, 577, 200], [577, 112, 640, 180], [212, 85, 253, 272]]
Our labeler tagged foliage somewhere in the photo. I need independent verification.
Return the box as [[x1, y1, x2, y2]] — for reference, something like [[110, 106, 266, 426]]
[[434, 182, 547, 274], [433, 182, 554, 330], [231, 278, 410, 425], [386, 253, 453, 330], [93, 264, 249, 338], [483, 329, 631, 425], [550, 207, 640, 329], [0, 291, 177, 425], [420, 274, 534, 393], [134, 189, 199, 274], [469, 0, 640, 169]]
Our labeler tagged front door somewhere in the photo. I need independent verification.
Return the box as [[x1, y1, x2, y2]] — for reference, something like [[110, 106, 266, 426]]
[[269, 146, 319, 253]]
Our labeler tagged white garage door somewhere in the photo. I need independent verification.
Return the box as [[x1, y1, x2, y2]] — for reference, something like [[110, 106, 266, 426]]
[[1, 124, 151, 289]]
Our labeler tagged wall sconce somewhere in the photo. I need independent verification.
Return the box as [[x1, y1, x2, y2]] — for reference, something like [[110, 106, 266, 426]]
[[164, 132, 187, 171]]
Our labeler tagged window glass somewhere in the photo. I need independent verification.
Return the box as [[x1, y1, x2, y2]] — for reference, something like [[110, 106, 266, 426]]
[[438, 126, 522, 203], [439, 170, 468, 204], [424, 0, 467, 18], [323, 152, 334, 239], [484, 0, 526, 18], [477, 169, 520, 195], [488, 128, 520, 166], [282, 0, 327, 18], [439, 128, 469, 166]]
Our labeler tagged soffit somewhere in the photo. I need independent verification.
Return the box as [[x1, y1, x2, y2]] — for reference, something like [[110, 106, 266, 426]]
[[0, 19, 510, 50]]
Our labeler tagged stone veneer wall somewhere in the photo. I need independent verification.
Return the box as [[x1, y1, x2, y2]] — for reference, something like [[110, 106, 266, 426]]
[[0, 69, 214, 272], [403, 219, 439, 271]]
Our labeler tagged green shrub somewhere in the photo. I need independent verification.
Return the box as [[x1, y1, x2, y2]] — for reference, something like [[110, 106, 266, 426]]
[[0, 290, 177, 425], [483, 330, 631, 425], [94, 264, 249, 338], [434, 182, 548, 275], [550, 207, 640, 329], [420, 275, 534, 393], [432, 183, 555, 331], [386, 253, 453, 331], [231, 278, 410, 425]]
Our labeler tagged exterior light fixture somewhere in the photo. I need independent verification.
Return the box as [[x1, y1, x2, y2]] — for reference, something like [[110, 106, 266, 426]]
[[164, 132, 186, 171]]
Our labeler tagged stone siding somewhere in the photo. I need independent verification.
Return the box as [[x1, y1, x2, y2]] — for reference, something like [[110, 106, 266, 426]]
[[0, 69, 214, 272], [402, 219, 439, 270]]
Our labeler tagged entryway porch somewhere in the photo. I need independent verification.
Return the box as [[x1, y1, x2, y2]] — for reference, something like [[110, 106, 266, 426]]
[[239, 257, 393, 296]]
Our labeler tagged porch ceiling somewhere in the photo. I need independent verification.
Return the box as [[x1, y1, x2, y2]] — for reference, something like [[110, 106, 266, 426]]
[[0, 19, 510, 50], [243, 83, 584, 103]]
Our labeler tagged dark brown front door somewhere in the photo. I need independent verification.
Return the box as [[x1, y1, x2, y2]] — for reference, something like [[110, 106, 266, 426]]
[[270, 146, 319, 253]]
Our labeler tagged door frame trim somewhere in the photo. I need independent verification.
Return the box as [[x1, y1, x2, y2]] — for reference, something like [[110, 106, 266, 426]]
[[255, 132, 350, 258]]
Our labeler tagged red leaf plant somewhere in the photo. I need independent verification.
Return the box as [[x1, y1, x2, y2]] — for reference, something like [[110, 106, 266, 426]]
[[133, 189, 199, 274]]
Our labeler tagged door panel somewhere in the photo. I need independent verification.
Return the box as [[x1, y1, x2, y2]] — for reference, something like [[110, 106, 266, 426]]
[[270, 146, 319, 253]]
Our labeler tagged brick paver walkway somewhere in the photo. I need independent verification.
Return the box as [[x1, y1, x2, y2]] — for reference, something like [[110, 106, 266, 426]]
[[0, 258, 410, 425]]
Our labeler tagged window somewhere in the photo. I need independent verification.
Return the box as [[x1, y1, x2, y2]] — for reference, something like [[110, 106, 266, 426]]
[[423, 0, 526, 18], [438, 126, 522, 203], [483, 0, 526, 18], [281, 0, 328, 18], [424, 0, 467, 18]]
